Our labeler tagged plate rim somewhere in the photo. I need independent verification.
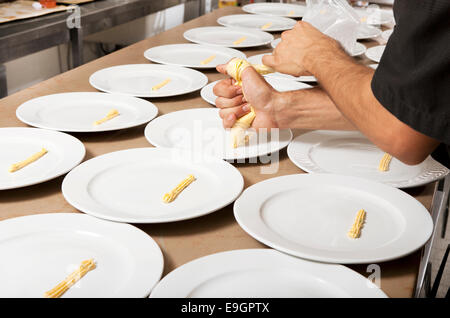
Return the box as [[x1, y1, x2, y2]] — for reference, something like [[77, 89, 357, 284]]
[[61, 147, 244, 223], [150, 248, 387, 298], [16, 92, 159, 132], [287, 130, 449, 188], [217, 14, 297, 32], [143, 43, 247, 69], [183, 26, 274, 48], [88, 64, 208, 98], [0, 127, 86, 190], [365, 44, 386, 63], [233, 173, 434, 264], [143, 107, 293, 161], [0, 212, 164, 298], [242, 3, 306, 18], [357, 25, 382, 40]]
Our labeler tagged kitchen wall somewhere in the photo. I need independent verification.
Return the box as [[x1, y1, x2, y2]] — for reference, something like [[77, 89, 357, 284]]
[[4, 0, 212, 95]]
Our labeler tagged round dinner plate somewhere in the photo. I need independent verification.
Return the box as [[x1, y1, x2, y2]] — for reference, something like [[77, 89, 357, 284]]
[[0, 127, 85, 190], [144, 108, 293, 161], [0, 213, 163, 297], [242, 3, 306, 18], [234, 174, 434, 264], [271, 38, 366, 57], [143, 44, 246, 69], [89, 64, 208, 98], [183, 26, 273, 48], [217, 14, 296, 32], [200, 77, 311, 106], [365, 45, 385, 63], [356, 24, 382, 40], [381, 29, 393, 41], [287, 130, 449, 188], [16, 92, 158, 132], [62, 147, 243, 223], [355, 8, 394, 25], [150, 249, 387, 297], [248, 53, 316, 82]]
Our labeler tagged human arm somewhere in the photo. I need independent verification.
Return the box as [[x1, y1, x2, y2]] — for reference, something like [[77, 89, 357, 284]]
[[263, 21, 441, 165]]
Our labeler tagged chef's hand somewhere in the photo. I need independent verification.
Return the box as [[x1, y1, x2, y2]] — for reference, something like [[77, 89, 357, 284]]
[[213, 64, 279, 129], [263, 21, 341, 77]]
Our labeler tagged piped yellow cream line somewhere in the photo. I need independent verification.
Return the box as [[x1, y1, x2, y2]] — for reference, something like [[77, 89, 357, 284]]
[[9, 148, 48, 173], [348, 209, 366, 239], [225, 58, 275, 148], [44, 259, 96, 298], [152, 78, 171, 91], [93, 109, 119, 126], [163, 174, 196, 203], [261, 22, 273, 30], [288, 10, 295, 16], [378, 153, 393, 172], [200, 55, 216, 65], [233, 37, 247, 45]]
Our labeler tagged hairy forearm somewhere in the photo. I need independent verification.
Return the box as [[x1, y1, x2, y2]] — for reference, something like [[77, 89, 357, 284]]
[[305, 46, 439, 164], [271, 87, 355, 130]]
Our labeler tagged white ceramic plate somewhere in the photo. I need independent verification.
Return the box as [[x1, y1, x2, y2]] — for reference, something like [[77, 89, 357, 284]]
[[200, 77, 311, 106], [243, 3, 306, 18], [144, 108, 293, 161], [62, 147, 243, 223], [217, 14, 296, 32], [183, 26, 274, 48], [381, 29, 393, 41], [143, 44, 246, 69], [365, 45, 385, 63], [248, 53, 316, 82], [0, 213, 163, 298], [356, 24, 382, 40], [150, 249, 387, 297], [355, 8, 394, 25], [0, 127, 85, 190], [287, 130, 449, 188], [16, 92, 158, 132], [351, 42, 367, 56], [369, 63, 378, 70], [234, 174, 434, 264], [271, 38, 366, 57], [89, 64, 208, 98]]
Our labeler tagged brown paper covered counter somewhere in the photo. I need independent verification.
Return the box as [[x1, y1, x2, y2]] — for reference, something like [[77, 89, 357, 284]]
[[0, 7, 434, 298]]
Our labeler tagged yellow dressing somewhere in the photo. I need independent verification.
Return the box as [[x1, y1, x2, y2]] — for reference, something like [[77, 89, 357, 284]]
[[200, 55, 216, 65], [93, 109, 119, 126], [152, 78, 171, 91], [9, 148, 48, 173], [163, 174, 196, 203], [348, 209, 366, 239], [44, 259, 96, 298]]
